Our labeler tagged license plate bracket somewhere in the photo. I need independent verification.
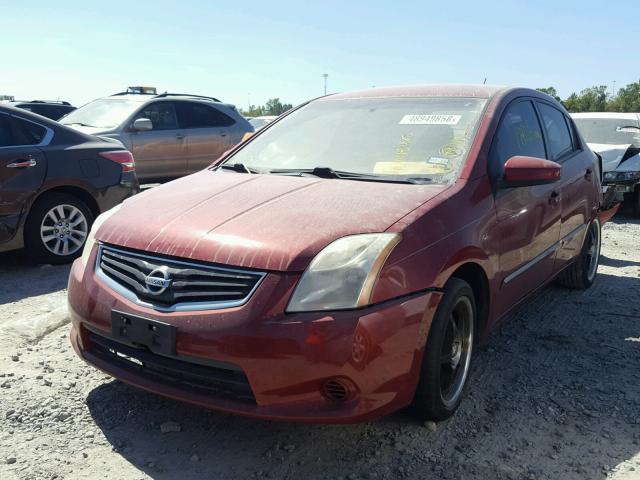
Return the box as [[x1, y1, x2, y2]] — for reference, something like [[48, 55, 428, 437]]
[[111, 310, 176, 356]]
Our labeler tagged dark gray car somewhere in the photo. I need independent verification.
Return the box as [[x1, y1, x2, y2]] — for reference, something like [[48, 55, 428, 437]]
[[61, 92, 253, 182]]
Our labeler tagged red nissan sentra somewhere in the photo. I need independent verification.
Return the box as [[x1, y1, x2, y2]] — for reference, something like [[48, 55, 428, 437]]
[[68, 85, 602, 423]]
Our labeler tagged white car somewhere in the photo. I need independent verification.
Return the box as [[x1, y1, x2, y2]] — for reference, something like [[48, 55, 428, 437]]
[[572, 112, 640, 216], [248, 115, 278, 131]]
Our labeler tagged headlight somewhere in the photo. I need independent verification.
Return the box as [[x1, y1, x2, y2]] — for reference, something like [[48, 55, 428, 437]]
[[603, 171, 640, 183], [286, 233, 401, 312], [79, 204, 122, 267]]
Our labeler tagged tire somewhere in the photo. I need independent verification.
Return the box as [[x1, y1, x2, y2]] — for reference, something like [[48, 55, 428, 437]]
[[631, 186, 640, 218], [24, 193, 94, 265], [556, 218, 601, 290], [413, 278, 476, 421]]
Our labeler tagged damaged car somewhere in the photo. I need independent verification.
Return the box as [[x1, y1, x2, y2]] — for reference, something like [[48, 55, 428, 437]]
[[572, 112, 640, 216], [68, 85, 602, 423]]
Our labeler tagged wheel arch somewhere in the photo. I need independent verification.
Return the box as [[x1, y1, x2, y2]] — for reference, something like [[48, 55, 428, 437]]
[[28, 185, 100, 220], [448, 262, 490, 339]]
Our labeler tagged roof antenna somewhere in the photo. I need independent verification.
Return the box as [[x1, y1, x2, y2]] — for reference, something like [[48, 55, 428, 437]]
[[483, 77, 487, 85]]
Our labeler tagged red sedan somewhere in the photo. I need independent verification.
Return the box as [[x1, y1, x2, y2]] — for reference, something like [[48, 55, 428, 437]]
[[68, 85, 602, 423]]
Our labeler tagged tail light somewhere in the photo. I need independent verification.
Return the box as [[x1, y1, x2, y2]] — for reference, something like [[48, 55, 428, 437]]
[[99, 150, 135, 173]]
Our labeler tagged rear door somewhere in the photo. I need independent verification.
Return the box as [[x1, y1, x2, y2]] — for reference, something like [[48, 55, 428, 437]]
[[129, 102, 187, 181], [488, 99, 562, 317], [176, 101, 236, 174], [0, 113, 48, 243], [535, 101, 597, 272]]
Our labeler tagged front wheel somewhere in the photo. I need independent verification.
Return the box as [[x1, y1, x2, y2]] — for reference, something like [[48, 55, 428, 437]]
[[24, 193, 94, 264], [413, 278, 476, 421], [556, 218, 601, 290]]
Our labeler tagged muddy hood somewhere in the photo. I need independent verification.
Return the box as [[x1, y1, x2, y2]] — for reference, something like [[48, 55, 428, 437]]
[[97, 170, 446, 271]]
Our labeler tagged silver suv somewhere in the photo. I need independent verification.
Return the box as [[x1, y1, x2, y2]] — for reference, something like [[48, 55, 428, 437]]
[[61, 92, 253, 182]]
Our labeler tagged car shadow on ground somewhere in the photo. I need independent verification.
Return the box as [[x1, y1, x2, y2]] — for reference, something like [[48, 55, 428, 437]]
[[600, 255, 640, 268], [0, 250, 71, 304], [85, 271, 640, 480], [610, 206, 640, 225]]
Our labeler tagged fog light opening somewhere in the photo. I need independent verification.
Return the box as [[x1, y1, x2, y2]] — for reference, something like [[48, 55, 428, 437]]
[[321, 378, 353, 403]]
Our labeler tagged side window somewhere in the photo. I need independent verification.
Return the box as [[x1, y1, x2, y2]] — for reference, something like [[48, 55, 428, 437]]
[[0, 115, 12, 147], [0, 115, 46, 147], [134, 102, 178, 130], [177, 102, 235, 129], [489, 100, 546, 182], [537, 103, 574, 160]]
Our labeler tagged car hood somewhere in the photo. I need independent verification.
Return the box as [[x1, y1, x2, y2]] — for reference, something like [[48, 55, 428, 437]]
[[96, 169, 446, 272], [588, 143, 635, 171]]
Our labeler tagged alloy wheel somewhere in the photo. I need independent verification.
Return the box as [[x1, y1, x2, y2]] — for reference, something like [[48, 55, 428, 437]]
[[40, 204, 88, 256], [584, 221, 601, 282], [439, 296, 474, 408]]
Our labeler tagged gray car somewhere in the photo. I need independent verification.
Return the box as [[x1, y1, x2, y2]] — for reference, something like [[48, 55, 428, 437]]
[[61, 92, 253, 182]]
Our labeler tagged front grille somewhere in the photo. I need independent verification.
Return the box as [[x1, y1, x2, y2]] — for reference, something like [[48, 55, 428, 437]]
[[97, 244, 265, 311], [87, 329, 256, 403]]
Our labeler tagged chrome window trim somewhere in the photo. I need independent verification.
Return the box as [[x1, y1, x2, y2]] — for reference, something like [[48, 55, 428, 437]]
[[0, 111, 54, 149], [503, 224, 587, 285], [94, 244, 267, 312]]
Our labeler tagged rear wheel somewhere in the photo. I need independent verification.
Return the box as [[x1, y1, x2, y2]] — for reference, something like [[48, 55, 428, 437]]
[[630, 186, 640, 218], [413, 278, 476, 421], [556, 218, 601, 290], [24, 193, 94, 264]]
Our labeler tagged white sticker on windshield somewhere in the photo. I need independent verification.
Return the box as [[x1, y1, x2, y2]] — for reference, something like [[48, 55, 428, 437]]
[[400, 114, 461, 125], [428, 156, 450, 165]]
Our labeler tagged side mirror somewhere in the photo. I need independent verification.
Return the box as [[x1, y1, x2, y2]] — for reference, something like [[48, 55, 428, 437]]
[[132, 118, 153, 131], [502, 155, 561, 188]]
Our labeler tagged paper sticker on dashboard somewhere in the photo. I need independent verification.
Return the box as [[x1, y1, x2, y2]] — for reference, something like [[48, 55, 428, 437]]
[[374, 162, 447, 175]]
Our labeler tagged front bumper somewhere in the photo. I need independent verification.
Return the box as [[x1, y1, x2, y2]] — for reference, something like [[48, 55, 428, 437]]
[[68, 255, 441, 423]]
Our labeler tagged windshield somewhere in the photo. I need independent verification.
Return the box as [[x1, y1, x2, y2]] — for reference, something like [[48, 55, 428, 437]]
[[573, 118, 640, 147], [61, 98, 143, 129], [223, 97, 487, 184]]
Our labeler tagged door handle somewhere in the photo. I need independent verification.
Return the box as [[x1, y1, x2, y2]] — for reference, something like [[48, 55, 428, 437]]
[[220, 131, 227, 137], [6, 159, 37, 168], [549, 190, 560, 206], [175, 133, 185, 140], [584, 168, 593, 181]]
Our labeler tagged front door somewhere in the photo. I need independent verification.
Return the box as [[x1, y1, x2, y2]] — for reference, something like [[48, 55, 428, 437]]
[[130, 102, 187, 181], [488, 99, 562, 318], [0, 113, 48, 243]]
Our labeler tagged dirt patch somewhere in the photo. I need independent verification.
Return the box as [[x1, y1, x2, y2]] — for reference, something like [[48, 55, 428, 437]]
[[1, 216, 639, 480]]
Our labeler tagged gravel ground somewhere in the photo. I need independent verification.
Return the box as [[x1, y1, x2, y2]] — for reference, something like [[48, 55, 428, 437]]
[[0, 213, 639, 480]]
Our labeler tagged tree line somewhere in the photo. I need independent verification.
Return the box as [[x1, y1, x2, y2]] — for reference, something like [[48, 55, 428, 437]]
[[537, 80, 640, 113], [241, 98, 293, 117]]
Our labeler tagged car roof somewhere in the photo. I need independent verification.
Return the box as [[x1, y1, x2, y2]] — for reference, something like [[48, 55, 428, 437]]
[[0, 104, 95, 141], [98, 94, 236, 110], [320, 84, 511, 101], [8, 100, 73, 106], [571, 112, 640, 120]]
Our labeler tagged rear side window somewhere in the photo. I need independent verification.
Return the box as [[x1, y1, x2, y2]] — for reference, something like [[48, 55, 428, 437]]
[[177, 102, 235, 128], [30, 105, 68, 120], [489, 100, 546, 181], [537, 103, 574, 160], [0, 115, 47, 147], [134, 102, 178, 130]]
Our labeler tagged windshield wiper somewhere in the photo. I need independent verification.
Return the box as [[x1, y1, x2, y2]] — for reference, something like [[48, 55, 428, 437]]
[[218, 163, 261, 174], [268, 167, 432, 184]]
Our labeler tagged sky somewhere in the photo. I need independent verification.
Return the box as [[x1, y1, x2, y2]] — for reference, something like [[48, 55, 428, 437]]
[[1, 0, 639, 109]]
